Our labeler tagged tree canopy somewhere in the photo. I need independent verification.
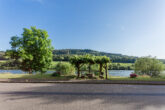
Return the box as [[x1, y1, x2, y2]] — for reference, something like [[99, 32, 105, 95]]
[[69, 55, 110, 79], [95, 56, 110, 79], [135, 56, 164, 77], [7, 27, 54, 74]]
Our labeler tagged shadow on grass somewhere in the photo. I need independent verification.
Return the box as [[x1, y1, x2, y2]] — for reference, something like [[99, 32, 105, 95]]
[[6, 74, 77, 82], [6, 73, 102, 82]]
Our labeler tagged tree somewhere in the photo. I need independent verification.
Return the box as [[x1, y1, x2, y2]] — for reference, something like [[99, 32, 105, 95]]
[[70, 55, 110, 79], [5, 36, 22, 68], [5, 36, 21, 60], [69, 55, 85, 78], [102, 56, 110, 79], [135, 56, 164, 77], [95, 56, 110, 79], [8, 27, 54, 74], [85, 55, 95, 74]]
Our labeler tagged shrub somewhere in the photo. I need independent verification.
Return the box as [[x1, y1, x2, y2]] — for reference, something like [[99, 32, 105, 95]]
[[81, 64, 88, 71], [135, 56, 164, 77], [86, 73, 93, 79], [130, 73, 137, 78], [80, 75, 85, 79], [52, 71, 61, 77], [55, 62, 75, 75]]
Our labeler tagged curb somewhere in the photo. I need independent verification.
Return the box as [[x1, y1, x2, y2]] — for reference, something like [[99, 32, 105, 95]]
[[1, 79, 165, 85]]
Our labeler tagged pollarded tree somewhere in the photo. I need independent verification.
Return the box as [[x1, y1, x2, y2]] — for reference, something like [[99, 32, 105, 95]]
[[102, 57, 110, 79], [85, 55, 95, 74], [69, 55, 86, 78], [95, 56, 110, 79], [95, 56, 103, 76], [8, 26, 54, 74]]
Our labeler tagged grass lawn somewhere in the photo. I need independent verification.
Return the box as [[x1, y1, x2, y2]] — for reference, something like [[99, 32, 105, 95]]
[[112, 63, 133, 66], [0, 60, 7, 63], [0, 73, 76, 80], [0, 73, 25, 79], [1, 73, 165, 81], [109, 76, 165, 81]]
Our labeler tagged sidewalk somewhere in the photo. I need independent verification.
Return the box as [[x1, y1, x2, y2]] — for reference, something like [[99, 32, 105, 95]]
[[1, 78, 165, 85]]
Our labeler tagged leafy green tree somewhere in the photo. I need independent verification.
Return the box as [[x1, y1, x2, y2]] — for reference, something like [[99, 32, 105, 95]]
[[69, 55, 86, 78], [102, 56, 110, 79], [135, 56, 164, 77], [8, 27, 54, 74], [10, 36, 22, 50], [5, 36, 22, 68], [5, 36, 21, 60], [85, 55, 95, 74], [95, 56, 103, 76], [95, 56, 110, 79], [79, 54, 95, 74]]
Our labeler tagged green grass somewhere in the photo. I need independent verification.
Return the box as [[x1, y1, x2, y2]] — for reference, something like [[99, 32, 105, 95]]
[[108, 75, 165, 81], [0, 73, 76, 80], [0, 73, 27, 79], [1, 73, 165, 81], [112, 63, 134, 66], [22, 74, 76, 80], [0, 60, 7, 63]]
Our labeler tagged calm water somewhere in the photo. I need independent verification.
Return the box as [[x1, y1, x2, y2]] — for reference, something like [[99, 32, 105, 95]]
[[0, 70, 54, 74], [0, 70, 134, 77], [109, 70, 134, 77]]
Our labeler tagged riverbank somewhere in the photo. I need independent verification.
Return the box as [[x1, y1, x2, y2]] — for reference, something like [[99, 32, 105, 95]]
[[2, 78, 165, 85], [1, 73, 165, 85]]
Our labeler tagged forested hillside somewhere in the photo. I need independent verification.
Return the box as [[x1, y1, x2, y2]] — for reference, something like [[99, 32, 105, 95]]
[[53, 49, 138, 63], [1, 49, 165, 63]]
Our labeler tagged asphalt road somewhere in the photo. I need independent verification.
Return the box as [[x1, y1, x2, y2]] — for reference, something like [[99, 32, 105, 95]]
[[1, 83, 165, 110]]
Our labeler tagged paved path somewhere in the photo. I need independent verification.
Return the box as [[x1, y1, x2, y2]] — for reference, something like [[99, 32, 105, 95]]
[[1, 83, 165, 110]]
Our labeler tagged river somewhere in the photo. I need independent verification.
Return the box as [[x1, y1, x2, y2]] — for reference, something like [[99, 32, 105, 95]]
[[0, 70, 134, 77]]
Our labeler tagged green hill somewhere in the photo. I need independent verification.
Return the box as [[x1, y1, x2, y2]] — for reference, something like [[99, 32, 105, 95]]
[[53, 49, 138, 63], [2, 49, 165, 64]]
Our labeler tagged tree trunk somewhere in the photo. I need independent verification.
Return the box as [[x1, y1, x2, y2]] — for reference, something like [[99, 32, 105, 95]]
[[105, 64, 108, 79], [88, 64, 91, 74], [99, 64, 103, 76], [77, 66, 80, 79], [29, 69, 32, 74]]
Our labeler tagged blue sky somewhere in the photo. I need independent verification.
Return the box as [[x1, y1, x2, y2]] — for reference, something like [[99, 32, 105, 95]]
[[0, 0, 165, 58]]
